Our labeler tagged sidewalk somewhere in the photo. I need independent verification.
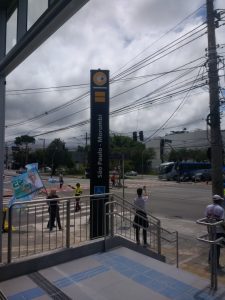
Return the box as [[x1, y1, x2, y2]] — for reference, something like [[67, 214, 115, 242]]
[[157, 215, 225, 284]]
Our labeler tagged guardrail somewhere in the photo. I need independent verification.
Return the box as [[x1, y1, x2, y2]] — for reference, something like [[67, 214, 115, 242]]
[[104, 200, 161, 253], [196, 217, 225, 290], [104, 195, 179, 267], [7, 194, 94, 263], [3, 193, 178, 267]]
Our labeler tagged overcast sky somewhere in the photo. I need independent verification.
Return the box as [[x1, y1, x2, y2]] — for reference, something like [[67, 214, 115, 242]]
[[4, 0, 225, 148]]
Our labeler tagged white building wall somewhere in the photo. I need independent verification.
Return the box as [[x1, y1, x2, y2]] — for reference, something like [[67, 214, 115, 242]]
[[146, 129, 225, 170]]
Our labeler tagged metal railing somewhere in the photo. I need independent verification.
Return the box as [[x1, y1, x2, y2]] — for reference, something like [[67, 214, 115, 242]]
[[159, 227, 179, 268], [3, 193, 178, 266], [7, 194, 93, 263], [196, 217, 225, 290], [104, 196, 179, 267], [104, 200, 161, 252]]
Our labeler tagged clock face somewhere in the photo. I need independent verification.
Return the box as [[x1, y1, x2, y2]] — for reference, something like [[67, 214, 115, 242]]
[[93, 71, 107, 86]]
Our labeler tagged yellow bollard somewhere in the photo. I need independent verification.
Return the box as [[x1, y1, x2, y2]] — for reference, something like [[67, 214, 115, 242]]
[[2, 208, 15, 232]]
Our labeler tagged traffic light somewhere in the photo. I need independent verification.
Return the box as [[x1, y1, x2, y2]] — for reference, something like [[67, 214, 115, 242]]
[[139, 131, 144, 141], [133, 131, 137, 141]]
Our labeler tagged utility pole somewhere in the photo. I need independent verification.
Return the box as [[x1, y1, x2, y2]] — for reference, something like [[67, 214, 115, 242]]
[[0, 6, 7, 263], [39, 138, 45, 170], [85, 132, 88, 147], [85, 132, 89, 166], [5, 143, 8, 169], [206, 0, 223, 196]]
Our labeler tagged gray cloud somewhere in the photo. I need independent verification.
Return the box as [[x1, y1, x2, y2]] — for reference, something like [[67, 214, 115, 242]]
[[4, 0, 225, 146]]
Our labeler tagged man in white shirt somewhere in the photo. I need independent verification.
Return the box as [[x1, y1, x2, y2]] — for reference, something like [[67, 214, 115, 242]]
[[133, 187, 149, 246], [205, 194, 225, 268]]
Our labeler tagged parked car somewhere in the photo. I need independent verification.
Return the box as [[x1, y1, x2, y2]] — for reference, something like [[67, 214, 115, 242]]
[[45, 166, 52, 172], [125, 171, 138, 176], [192, 170, 211, 182]]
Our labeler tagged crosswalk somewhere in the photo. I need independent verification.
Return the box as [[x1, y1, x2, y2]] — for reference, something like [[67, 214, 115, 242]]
[[2, 197, 92, 231], [3, 185, 77, 197], [3, 197, 134, 233]]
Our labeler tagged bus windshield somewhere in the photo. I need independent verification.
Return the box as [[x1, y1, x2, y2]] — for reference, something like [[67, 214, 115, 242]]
[[158, 162, 176, 180], [159, 163, 174, 174]]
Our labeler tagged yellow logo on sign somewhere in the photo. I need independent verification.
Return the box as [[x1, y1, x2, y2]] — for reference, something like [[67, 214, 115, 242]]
[[95, 91, 106, 103], [93, 71, 107, 86]]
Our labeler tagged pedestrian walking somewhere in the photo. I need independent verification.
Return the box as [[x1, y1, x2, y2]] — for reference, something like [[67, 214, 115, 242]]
[[68, 182, 83, 212], [59, 173, 64, 189], [133, 187, 149, 246], [111, 174, 116, 187], [47, 189, 62, 231], [205, 194, 225, 269]]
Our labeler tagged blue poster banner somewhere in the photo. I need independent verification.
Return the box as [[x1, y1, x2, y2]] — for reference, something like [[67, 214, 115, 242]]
[[8, 194, 35, 208], [11, 167, 44, 200], [25, 163, 39, 170]]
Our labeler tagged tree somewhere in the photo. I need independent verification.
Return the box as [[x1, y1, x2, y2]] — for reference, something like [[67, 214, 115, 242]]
[[110, 135, 155, 173], [168, 148, 208, 162], [29, 149, 45, 168], [141, 148, 155, 173], [45, 138, 73, 175], [14, 135, 35, 166]]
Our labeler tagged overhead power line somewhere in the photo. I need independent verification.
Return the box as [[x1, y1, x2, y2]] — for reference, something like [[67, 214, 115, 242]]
[[6, 90, 89, 128], [27, 70, 206, 138], [8, 61, 207, 138], [6, 83, 88, 96], [111, 4, 206, 78], [144, 66, 204, 143], [6, 57, 205, 130], [112, 23, 207, 81], [6, 5, 209, 139]]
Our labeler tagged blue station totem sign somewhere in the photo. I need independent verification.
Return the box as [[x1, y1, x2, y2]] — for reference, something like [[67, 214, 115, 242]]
[[90, 69, 109, 238]]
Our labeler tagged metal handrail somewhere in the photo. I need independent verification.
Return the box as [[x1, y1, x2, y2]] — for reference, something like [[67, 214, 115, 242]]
[[5, 193, 178, 267], [196, 217, 225, 291], [196, 217, 224, 227], [197, 235, 224, 244], [113, 193, 161, 223], [7, 194, 96, 263], [104, 199, 179, 267], [115, 196, 178, 260]]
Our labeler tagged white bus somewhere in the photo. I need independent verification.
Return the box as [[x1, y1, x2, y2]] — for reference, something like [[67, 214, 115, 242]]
[[158, 161, 211, 181]]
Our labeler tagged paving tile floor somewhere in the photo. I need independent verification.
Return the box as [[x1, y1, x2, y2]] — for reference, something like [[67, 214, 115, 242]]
[[1, 247, 225, 300]]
